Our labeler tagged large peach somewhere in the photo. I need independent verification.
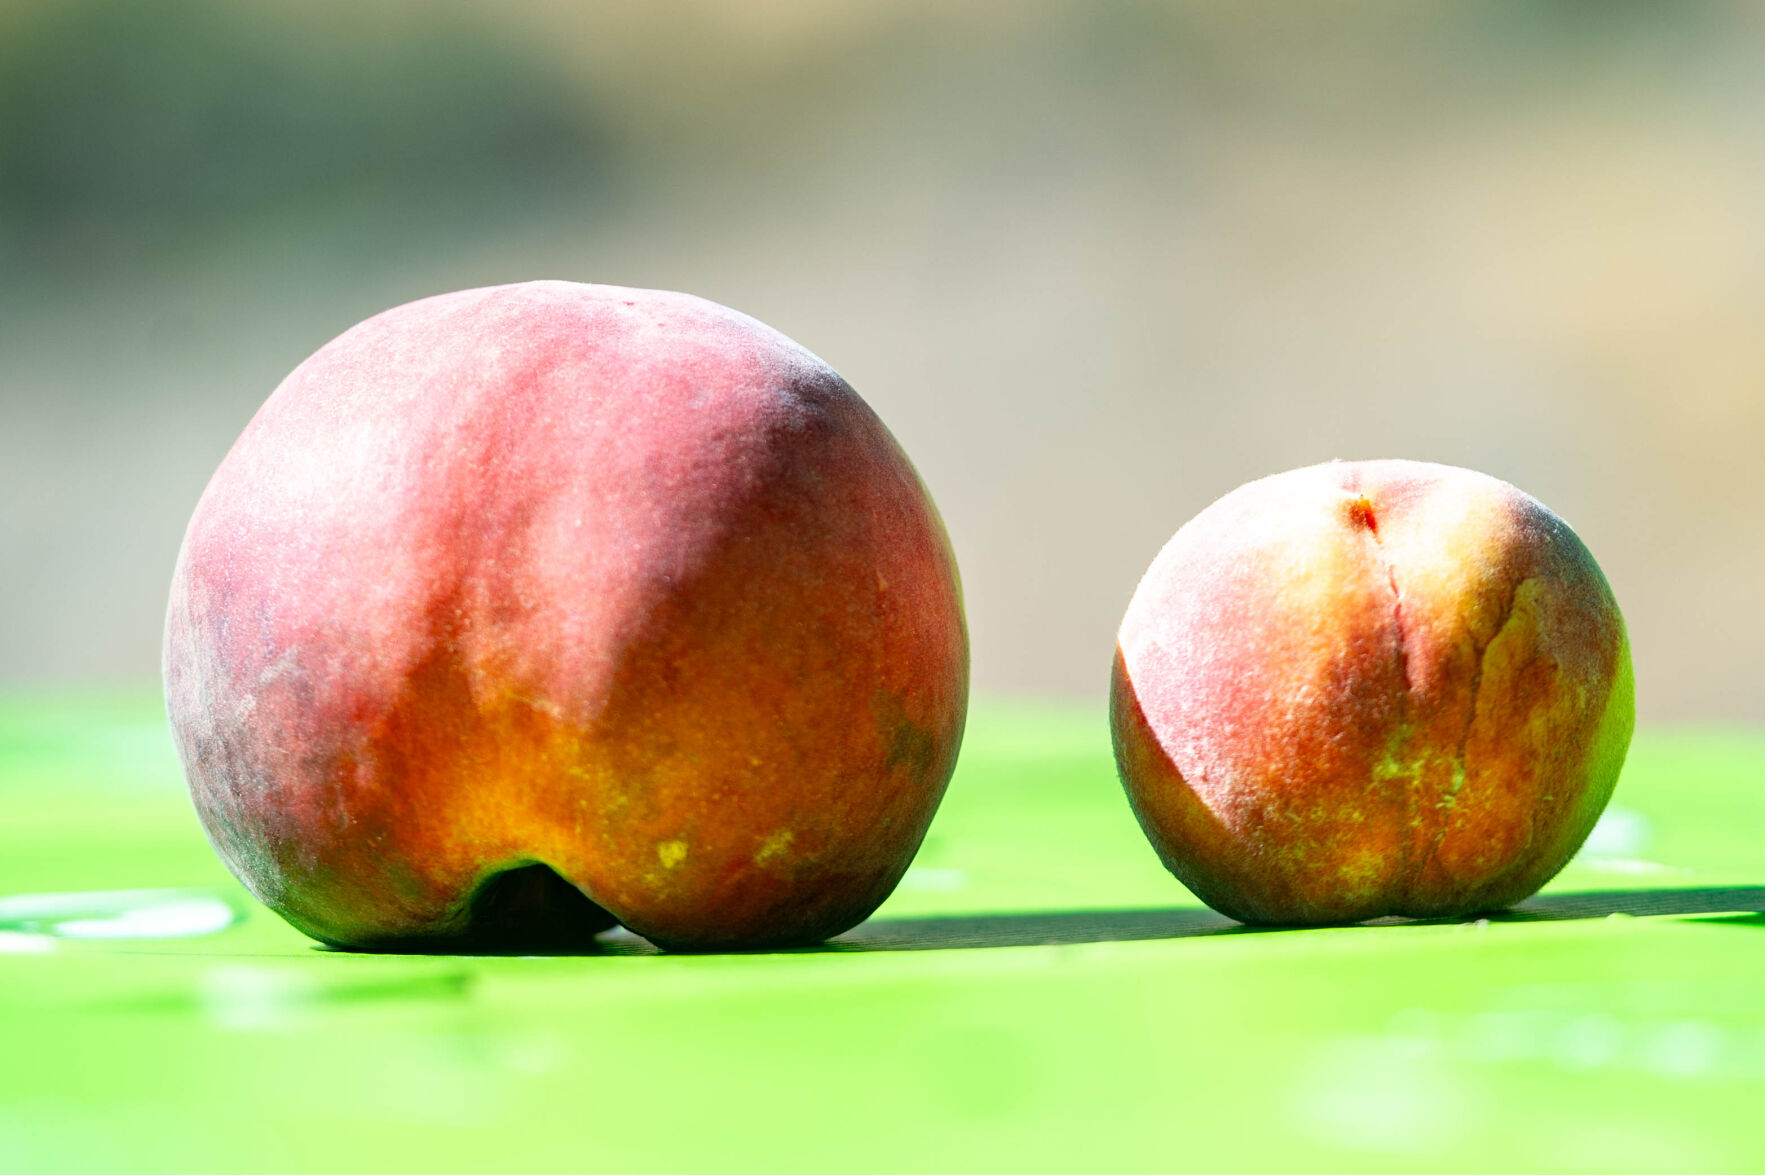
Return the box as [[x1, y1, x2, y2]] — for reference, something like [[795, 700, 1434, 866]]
[[1111, 460, 1632, 925], [164, 281, 968, 951]]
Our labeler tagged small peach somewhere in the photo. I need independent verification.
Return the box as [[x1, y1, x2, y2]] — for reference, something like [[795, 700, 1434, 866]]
[[1111, 460, 1633, 924]]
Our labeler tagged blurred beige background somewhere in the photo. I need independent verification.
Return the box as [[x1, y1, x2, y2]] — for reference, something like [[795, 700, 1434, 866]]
[[2, 0, 1761, 720]]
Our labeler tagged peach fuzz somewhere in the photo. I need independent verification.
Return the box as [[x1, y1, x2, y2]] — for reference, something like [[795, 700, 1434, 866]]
[[1111, 460, 1633, 925], [165, 281, 968, 952]]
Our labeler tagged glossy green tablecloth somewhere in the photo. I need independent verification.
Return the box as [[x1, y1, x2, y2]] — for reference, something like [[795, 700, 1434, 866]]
[[2, 695, 1762, 1173]]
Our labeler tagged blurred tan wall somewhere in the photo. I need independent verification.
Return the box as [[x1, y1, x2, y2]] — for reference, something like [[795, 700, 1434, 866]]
[[3, 0, 1763, 720]]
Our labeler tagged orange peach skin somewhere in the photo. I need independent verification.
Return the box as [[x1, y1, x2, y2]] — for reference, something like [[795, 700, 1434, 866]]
[[164, 282, 968, 951], [1111, 460, 1633, 925]]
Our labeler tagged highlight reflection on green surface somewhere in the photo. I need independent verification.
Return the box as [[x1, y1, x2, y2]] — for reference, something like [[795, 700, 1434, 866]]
[[2, 696, 1763, 1173]]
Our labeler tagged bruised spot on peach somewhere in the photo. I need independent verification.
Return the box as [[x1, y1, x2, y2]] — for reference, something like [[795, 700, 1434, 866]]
[[1112, 460, 1633, 926]]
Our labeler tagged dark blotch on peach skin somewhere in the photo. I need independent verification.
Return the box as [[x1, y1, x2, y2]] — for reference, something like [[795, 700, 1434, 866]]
[[1110, 460, 1634, 926]]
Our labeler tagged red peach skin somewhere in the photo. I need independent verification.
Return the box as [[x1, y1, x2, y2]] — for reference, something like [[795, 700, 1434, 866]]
[[1111, 460, 1633, 925], [165, 281, 968, 952]]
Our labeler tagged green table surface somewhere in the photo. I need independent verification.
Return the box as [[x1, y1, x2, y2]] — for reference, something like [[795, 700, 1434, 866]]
[[2, 695, 1763, 1174]]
